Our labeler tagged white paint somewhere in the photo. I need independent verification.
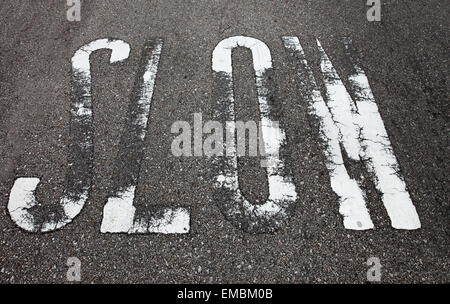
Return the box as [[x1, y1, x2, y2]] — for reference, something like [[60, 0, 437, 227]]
[[70, 39, 129, 121], [101, 186, 190, 234], [8, 178, 41, 232], [8, 39, 130, 232], [283, 36, 373, 230], [135, 40, 163, 140], [213, 36, 297, 229], [283, 36, 420, 230], [100, 186, 137, 233], [317, 40, 361, 160], [72, 39, 130, 72], [344, 41, 420, 229], [130, 208, 190, 234], [212, 36, 272, 74], [8, 177, 89, 232], [100, 39, 190, 234]]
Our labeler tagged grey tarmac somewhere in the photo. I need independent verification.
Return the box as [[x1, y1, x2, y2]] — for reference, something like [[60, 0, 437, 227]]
[[0, 0, 448, 283]]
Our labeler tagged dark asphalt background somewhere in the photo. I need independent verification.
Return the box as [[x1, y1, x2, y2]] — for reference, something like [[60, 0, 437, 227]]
[[0, 0, 448, 283]]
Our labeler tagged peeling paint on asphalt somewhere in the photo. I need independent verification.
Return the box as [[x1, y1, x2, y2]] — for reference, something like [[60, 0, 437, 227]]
[[8, 38, 131, 232], [211, 36, 298, 234], [100, 38, 190, 234], [282, 36, 420, 230], [342, 38, 421, 230]]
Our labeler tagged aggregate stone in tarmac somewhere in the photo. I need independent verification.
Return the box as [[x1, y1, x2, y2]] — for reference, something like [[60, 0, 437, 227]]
[[0, 0, 448, 283]]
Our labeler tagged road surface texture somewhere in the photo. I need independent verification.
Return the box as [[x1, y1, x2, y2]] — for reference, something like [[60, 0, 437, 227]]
[[0, 0, 448, 283]]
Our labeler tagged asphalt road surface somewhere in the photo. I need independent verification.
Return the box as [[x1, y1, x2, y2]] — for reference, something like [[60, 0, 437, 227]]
[[0, 0, 448, 283]]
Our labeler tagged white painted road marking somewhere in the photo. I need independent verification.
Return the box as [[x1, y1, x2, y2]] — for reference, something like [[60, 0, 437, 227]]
[[342, 38, 420, 229], [211, 36, 298, 233], [283, 36, 420, 230], [101, 38, 190, 234], [283, 36, 373, 230], [7, 35, 421, 233], [8, 38, 130, 232]]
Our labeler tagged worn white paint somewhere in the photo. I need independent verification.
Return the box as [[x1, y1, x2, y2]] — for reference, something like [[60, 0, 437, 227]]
[[317, 40, 361, 160], [212, 36, 272, 74], [101, 186, 190, 234], [8, 178, 41, 232], [8, 178, 90, 233], [100, 186, 137, 233], [135, 41, 163, 140], [72, 39, 130, 72], [100, 39, 190, 234], [130, 208, 190, 234], [213, 36, 297, 228], [283, 36, 420, 230], [283, 36, 373, 230], [8, 39, 130, 232], [343, 40, 421, 229]]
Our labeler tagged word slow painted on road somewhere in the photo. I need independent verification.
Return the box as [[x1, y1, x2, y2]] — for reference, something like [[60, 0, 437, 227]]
[[7, 36, 421, 234]]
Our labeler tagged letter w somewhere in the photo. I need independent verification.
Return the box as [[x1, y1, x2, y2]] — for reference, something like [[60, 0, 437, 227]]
[[282, 36, 420, 230]]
